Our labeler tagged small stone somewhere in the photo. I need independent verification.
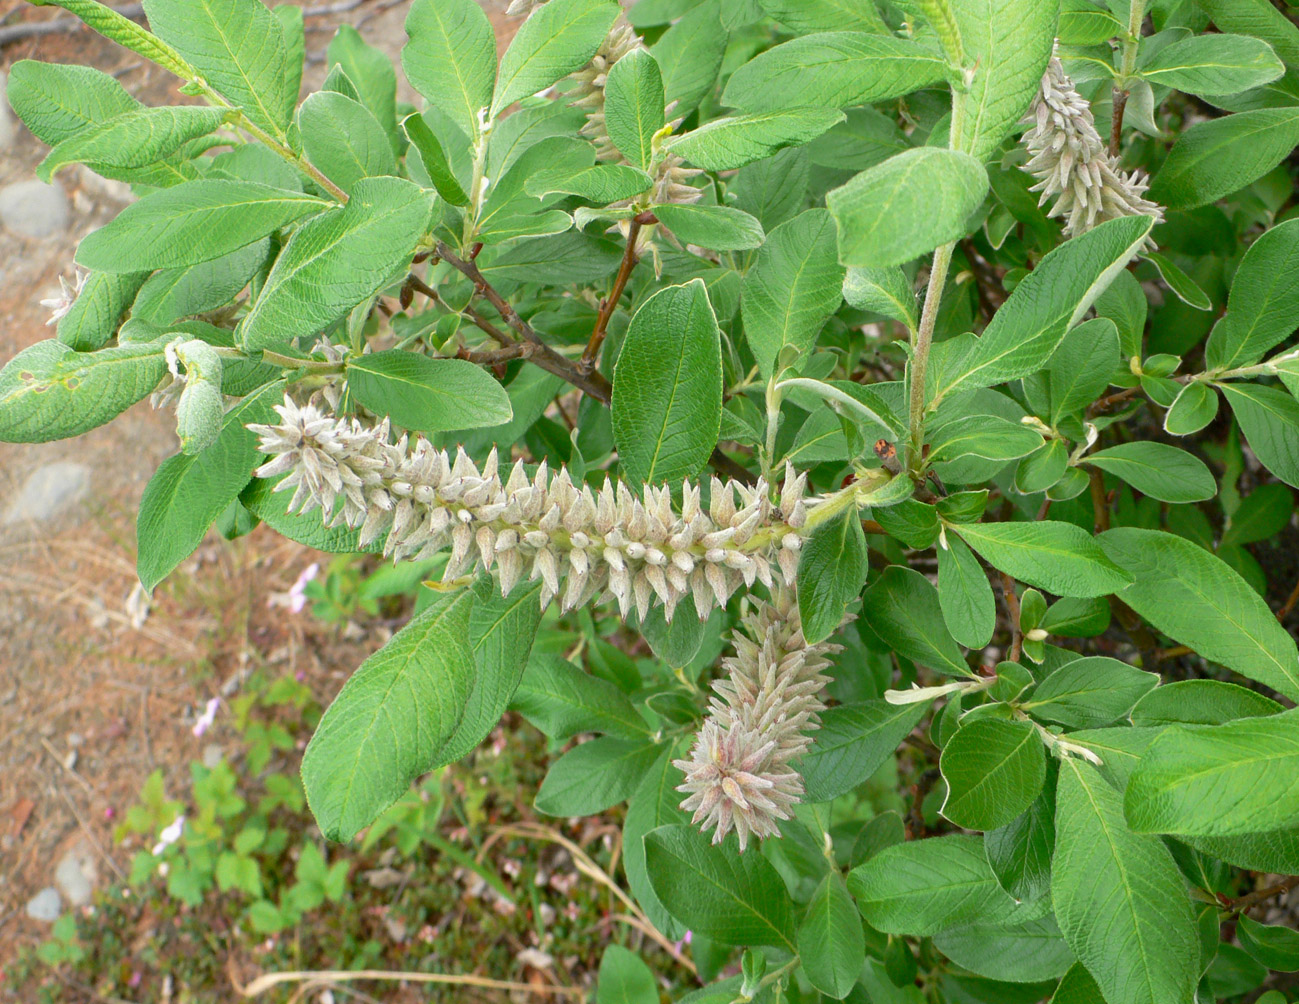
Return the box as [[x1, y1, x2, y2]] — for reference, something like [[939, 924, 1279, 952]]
[[54, 841, 97, 907], [25, 886, 62, 922], [3, 462, 91, 526], [0, 179, 69, 238], [62, 749, 78, 771], [67, 732, 84, 748], [202, 743, 223, 769]]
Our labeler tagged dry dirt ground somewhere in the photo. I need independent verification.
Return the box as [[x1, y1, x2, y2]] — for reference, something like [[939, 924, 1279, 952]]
[[0, 0, 519, 973]]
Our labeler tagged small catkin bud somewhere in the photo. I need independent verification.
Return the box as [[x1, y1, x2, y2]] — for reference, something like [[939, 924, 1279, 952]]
[[1021, 56, 1163, 242]]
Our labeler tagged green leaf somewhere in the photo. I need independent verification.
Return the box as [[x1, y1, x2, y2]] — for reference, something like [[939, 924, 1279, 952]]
[[612, 279, 722, 485], [667, 108, 845, 172], [985, 773, 1056, 904], [797, 509, 868, 645], [535, 736, 662, 816], [828, 148, 988, 268], [526, 164, 650, 203], [1164, 381, 1220, 436], [403, 0, 496, 140], [848, 834, 1016, 936], [1140, 34, 1284, 96], [952, 521, 1133, 598], [1130, 679, 1282, 727], [934, 215, 1155, 402], [1208, 218, 1299, 369], [1199, 0, 1299, 67], [1086, 442, 1216, 503], [1099, 527, 1299, 701], [76, 180, 326, 272], [1144, 250, 1211, 310], [55, 271, 149, 351], [6, 60, 138, 146], [1020, 657, 1158, 728], [1149, 108, 1299, 209], [1220, 382, 1299, 487], [326, 24, 399, 151], [142, 0, 290, 138], [927, 415, 1043, 464], [273, 5, 304, 124], [597, 944, 659, 1004], [402, 112, 469, 206], [862, 566, 972, 676], [940, 718, 1046, 831], [298, 90, 397, 193], [136, 382, 283, 591], [741, 209, 844, 377], [644, 3, 720, 116], [32, 0, 197, 81], [1123, 707, 1299, 837], [954, 0, 1058, 161], [240, 177, 433, 350], [1238, 915, 1299, 973], [434, 580, 545, 765], [934, 915, 1075, 983], [623, 743, 690, 940], [801, 699, 929, 803], [511, 654, 650, 740], [302, 589, 476, 841], [722, 32, 947, 112], [36, 105, 225, 183], [492, 0, 620, 117], [132, 240, 270, 325], [604, 47, 665, 171], [1187, 828, 1299, 875], [0, 339, 169, 444], [644, 823, 796, 948], [653, 204, 765, 251], [937, 533, 995, 649], [1051, 758, 1199, 1004], [798, 872, 865, 999], [346, 352, 512, 433], [1048, 317, 1121, 421], [755, 0, 887, 34], [843, 265, 917, 328]]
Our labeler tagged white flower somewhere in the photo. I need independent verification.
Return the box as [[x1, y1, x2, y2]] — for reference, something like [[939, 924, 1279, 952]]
[[191, 698, 220, 738], [40, 269, 88, 326], [152, 814, 185, 856]]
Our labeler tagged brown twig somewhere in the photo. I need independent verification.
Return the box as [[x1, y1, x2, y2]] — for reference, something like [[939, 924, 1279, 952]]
[[1228, 875, 1299, 915], [1000, 571, 1023, 662], [1278, 577, 1299, 623], [458, 343, 535, 366], [434, 241, 616, 405], [1089, 467, 1112, 534], [582, 214, 650, 371], [1088, 385, 1142, 416], [1110, 88, 1128, 157]]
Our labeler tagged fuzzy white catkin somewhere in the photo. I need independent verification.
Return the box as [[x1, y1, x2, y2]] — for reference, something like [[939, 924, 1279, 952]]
[[249, 395, 817, 623], [674, 589, 841, 851], [1022, 56, 1164, 240], [249, 394, 843, 848]]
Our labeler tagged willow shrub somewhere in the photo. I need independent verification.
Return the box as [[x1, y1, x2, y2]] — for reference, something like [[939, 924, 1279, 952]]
[[4, 0, 1299, 999]]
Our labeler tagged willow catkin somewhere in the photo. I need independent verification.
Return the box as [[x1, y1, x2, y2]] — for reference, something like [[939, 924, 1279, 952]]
[[674, 589, 841, 850], [1022, 56, 1163, 240]]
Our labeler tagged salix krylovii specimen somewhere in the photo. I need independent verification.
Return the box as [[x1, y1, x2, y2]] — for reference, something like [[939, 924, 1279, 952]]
[[250, 393, 859, 847], [1022, 55, 1163, 238]]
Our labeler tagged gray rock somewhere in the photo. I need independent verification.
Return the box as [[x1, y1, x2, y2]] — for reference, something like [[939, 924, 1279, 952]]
[[25, 886, 62, 922], [3, 462, 91, 526], [202, 743, 224, 769], [54, 841, 97, 907], [0, 179, 69, 238]]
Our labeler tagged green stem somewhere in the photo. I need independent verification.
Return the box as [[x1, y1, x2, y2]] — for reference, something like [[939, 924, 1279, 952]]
[[260, 349, 345, 373], [907, 241, 954, 476], [763, 376, 783, 483], [229, 109, 349, 204], [775, 376, 897, 434]]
